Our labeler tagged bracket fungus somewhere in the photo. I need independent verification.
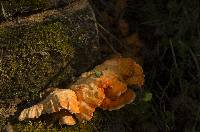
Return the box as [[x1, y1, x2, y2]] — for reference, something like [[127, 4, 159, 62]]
[[19, 56, 144, 125]]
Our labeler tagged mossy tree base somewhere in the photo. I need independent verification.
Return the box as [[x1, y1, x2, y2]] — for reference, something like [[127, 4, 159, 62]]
[[0, 1, 100, 128], [0, 0, 76, 20]]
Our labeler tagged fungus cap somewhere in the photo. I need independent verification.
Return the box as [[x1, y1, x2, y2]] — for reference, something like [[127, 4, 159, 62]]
[[100, 89, 136, 111], [19, 89, 80, 121]]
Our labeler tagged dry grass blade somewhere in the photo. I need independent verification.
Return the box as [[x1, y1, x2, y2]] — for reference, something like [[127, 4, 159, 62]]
[[99, 32, 120, 55], [1, 2, 7, 18], [169, 40, 178, 69]]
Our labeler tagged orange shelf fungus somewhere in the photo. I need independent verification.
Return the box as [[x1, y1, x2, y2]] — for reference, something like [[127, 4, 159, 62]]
[[18, 89, 80, 125], [100, 89, 136, 111], [19, 56, 144, 125]]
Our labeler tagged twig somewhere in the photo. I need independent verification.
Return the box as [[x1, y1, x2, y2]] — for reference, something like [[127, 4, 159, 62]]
[[179, 41, 200, 77], [0, 49, 3, 64], [99, 32, 120, 55], [169, 39, 178, 69], [1, 2, 7, 19], [92, 19, 136, 54], [88, 18, 124, 46], [189, 48, 200, 76], [170, 39, 183, 93]]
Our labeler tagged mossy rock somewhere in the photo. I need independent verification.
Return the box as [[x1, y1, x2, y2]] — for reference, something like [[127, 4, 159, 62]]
[[0, 0, 100, 104], [0, 0, 74, 20]]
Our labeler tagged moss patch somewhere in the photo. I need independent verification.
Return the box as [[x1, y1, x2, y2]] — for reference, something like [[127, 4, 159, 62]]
[[0, 0, 74, 19], [0, 0, 48, 19], [0, 0, 100, 101], [0, 21, 75, 100], [0, 0, 101, 130], [11, 97, 155, 132]]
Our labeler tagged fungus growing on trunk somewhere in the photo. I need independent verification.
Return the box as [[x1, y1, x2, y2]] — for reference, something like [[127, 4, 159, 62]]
[[18, 89, 80, 122], [18, 56, 144, 125]]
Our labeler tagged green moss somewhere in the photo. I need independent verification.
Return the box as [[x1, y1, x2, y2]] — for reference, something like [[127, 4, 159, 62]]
[[0, 0, 49, 18], [0, 2, 100, 130], [7, 91, 155, 131], [9, 0, 48, 8], [0, 4, 100, 101], [12, 110, 104, 132], [0, 20, 76, 100], [0, 0, 79, 19], [0, 116, 6, 130], [12, 101, 155, 132]]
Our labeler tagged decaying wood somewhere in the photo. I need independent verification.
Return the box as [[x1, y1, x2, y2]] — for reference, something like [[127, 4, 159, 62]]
[[19, 56, 144, 125]]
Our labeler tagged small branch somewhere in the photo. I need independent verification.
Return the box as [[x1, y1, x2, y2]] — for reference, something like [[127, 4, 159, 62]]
[[1, 2, 7, 19], [169, 39, 178, 69], [99, 32, 120, 55]]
